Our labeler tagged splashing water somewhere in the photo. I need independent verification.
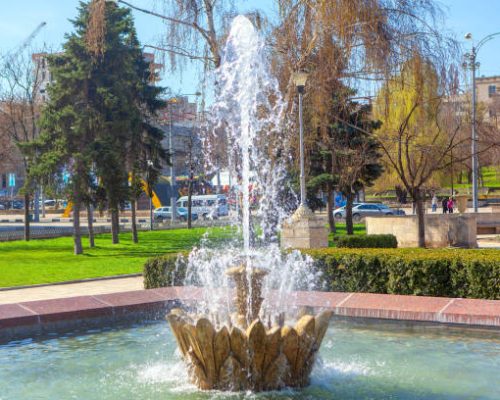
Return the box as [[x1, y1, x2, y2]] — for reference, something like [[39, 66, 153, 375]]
[[187, 15, 319, 322], [207, 15, 290, 250]]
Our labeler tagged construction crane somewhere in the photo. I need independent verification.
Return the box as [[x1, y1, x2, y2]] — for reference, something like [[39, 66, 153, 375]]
[[18, 22, 47, 53], [1, 22, 47, 63]]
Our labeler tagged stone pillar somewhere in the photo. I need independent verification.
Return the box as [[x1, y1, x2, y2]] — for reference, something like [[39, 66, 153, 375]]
[[281, 205, 329, 249]]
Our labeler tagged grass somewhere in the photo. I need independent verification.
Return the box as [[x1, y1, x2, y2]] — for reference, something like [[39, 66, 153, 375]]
[[0, 227, 235, 288], [0, 223, 365, 288], [444, 166, 500, 191]]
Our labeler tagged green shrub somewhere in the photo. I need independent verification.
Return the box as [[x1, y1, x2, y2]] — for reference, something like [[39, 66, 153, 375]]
[[143, 247, 500, 299], [304, 248, 500, 299], [143, 252, 187, 289], [334, 234, 398, 248]]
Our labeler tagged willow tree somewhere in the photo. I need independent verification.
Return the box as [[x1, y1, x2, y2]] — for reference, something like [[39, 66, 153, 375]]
[[372, 56, 468, 247], [272, 0, 458, 213]]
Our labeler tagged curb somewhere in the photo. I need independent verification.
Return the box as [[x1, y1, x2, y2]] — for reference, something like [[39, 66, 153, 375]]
[[0, 273, 142, 292]]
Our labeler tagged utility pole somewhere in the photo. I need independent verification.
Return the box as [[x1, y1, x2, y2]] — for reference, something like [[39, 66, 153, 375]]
[[168, 101, 177, 223]]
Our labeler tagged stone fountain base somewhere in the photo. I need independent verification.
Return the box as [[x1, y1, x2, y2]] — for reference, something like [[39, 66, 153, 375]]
[[167, 309, 332, 391]]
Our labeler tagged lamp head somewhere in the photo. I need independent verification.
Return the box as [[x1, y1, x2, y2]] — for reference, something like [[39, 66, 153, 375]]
[[465, 33, 472, 40], [292, 71, 309, 93]]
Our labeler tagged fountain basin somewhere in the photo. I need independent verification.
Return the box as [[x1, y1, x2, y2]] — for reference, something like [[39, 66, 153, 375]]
[[1, 318, 499, 399]]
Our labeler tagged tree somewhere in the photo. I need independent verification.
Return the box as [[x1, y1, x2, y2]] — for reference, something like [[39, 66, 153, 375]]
[[271, 1, 457, 224], [373, 56, 468, 247], [0, 46, 44, 241], [330, 103, 383, 234], [34, 1, 166, 253]]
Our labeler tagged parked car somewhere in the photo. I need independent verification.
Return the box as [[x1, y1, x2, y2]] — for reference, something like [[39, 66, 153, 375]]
[[177, 207, 199, 221], [0, 203, 5, 210], [153, 206, 198, 222], [332, 203, 361, 219], [334, 203, 405, 222]]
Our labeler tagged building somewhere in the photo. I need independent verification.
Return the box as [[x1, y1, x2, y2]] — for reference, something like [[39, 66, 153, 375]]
[[31, 51, 162, 103], [157, 96, 202, 178], [475, 75, 500, 127]]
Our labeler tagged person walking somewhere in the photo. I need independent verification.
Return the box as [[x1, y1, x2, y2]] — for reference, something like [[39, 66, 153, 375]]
[[442, 197, 448, 214], [431, 194, 438, 212], [447, 197, 454, 214]]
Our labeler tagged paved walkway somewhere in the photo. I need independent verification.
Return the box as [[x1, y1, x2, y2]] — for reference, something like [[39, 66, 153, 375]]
[[0, 276, 143, 305]]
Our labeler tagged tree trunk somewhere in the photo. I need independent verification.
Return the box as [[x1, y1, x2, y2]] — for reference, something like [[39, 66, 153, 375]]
[[23, 193, 30, 241], [327, 182, 335, 233], [131, 199, 138, 243], [345, 192, 355, 235], [414, 188, 426, 248], [187, 177, 193, 229], [73, 201, 83, 255], [87, 204, 95, 248], [111, 208, 119, 244]]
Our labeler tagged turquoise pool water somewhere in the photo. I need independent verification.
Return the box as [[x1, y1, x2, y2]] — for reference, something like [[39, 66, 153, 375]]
[[0, 320, 498, 399]]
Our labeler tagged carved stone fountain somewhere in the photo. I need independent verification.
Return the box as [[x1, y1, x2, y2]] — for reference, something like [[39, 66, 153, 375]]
[[166, 263, 332, 392]]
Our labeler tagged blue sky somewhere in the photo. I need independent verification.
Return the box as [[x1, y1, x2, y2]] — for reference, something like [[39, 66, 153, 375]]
[[1, 0, 499, 96]]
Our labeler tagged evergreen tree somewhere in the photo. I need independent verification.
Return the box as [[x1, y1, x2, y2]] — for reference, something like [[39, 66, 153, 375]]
[[331, 103, 383, 234], [33, 1, 166, 252]]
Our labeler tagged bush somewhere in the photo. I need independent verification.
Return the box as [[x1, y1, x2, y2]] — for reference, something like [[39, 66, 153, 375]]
[[334, 234, 397, 248], [143, 252, 187, 289], [143, 248, 500, 299], [304, 248, 500, 300]]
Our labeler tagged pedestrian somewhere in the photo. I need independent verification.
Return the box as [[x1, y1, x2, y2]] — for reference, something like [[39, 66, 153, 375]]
[[447, 197, 454, 214], [442, 197, 448, 214], [431, 194, 438, 212]]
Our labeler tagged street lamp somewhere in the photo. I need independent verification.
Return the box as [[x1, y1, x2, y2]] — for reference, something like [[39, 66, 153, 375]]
[[463, 31, 500, 212], [292, 71, 309, 210], [146, 159, 154, 231]]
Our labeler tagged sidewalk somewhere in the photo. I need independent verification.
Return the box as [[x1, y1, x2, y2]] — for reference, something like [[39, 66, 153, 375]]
[[0, 276, 143, 305]]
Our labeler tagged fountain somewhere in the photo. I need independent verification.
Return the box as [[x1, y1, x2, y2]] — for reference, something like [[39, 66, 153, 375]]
[[166, 15, 332, 392]]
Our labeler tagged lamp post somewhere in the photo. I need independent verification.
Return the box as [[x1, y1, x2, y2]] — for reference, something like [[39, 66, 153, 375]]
[[292, 71, 309, 210], [464, 31, 500, 212], [146, 159, 154, 231]]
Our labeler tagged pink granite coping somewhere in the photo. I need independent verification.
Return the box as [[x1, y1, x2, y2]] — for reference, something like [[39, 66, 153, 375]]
[[1, 288, 499, 334]]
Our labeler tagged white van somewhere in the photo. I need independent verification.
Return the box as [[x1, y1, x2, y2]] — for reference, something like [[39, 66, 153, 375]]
[[176, 194, 229, 218]]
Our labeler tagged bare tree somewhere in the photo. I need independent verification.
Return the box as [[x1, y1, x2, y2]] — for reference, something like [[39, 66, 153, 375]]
[[0, 47, 44, 240], [372, 57, 497, 247]]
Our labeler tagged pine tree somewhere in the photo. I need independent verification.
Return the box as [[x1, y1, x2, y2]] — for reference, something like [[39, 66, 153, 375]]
[[33, 1, 166, 252]]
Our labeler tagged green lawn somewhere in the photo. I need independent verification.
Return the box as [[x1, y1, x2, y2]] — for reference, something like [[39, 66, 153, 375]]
[[0, 227, 235, 288], [0, 223, 362, 288]]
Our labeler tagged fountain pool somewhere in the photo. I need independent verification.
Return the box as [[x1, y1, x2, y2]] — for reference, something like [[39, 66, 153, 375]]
[[1, 320, 498, 399]]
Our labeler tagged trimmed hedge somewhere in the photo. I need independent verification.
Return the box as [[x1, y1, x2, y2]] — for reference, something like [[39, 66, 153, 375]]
[[334, 234, 397, 248], [304, 248, 500, 300], [143, 252, 187, 289], [143, 248, 500, 300]]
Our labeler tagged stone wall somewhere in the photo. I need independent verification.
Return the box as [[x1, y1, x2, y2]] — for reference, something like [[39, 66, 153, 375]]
[[475, 212, 500, 234], [366, 214, 477, 248]]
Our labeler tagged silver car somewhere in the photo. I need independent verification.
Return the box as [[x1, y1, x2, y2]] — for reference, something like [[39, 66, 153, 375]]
[[334, 203, 404, 222]]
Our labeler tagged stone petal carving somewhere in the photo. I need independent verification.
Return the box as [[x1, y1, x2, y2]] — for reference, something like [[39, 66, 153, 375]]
[[214, 326, 230, 376], [229, 326, 249, 370], [247, 319, 267, 390], [195, 318, 216, 386], [263, 353, 289, 391]]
